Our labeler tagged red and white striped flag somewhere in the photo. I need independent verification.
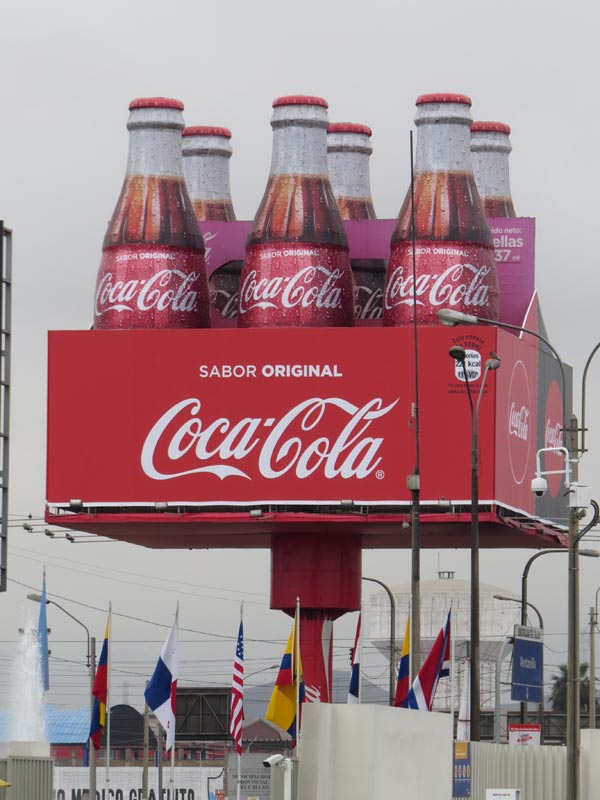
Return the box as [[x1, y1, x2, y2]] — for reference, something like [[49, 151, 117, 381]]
[[230, 620, 244, 754]]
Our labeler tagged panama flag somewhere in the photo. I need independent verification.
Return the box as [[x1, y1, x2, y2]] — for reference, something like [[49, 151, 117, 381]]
[[404, 609, 451, 711], [145, 621, 178, 750], [394, 614, 410, 707], [347, 614, 361, 704]]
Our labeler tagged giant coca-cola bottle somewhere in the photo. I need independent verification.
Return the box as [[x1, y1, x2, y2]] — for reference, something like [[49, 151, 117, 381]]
[[327, 122, 385, 324], [470, 121, 516, 217], [238, 95, 354, 327], [384, 93, 500, 326], [94, 97, 210, 329], [182, 125, 241, 325]]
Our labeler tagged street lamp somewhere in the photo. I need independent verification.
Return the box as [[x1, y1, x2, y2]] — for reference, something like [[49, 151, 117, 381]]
[[589, 585, 600, 728], [28, 593, 90, 669], [448, 345, 500, 741], [363, 577, 396, 705], [493, 594, 544, 629], [28, 593, 97, 800], [438, 307, 600, 800]]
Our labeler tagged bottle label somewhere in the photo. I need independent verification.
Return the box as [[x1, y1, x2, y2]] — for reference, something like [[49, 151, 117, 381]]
[[238, 243, 354, 327], [351, 259, 386, 322], [95, 245, 210, 329], [383, 241, 499, 325]]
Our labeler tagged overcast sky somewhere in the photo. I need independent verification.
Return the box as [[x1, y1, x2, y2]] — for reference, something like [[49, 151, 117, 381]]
[[0, 0, 598, 719]]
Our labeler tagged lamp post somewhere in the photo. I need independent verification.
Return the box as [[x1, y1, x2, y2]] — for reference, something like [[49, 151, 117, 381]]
[[438, 308, 600, 800], [589, 584, 600, 729], [363, 577, 396, 705], [448, 345, 500, 741], [28, 593, 96, 800]]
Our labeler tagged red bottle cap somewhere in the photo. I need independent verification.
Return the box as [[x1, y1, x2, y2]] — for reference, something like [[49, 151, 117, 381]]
[[471, 121, 511, 135], [183, 126, 232, 138], [273, 95, 329, 109], [129, 97, 185, 111], [416, 93, 472, 107], [327, 122, 372, 137]]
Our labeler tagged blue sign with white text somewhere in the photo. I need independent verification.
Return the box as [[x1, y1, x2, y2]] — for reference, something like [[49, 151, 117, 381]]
[[512, 638, 543, 703]]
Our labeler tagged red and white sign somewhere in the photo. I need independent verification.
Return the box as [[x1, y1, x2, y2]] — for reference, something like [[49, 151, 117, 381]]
[[46, 326, 546, 519], [508, 723, 541, 747], [47, 329, 411, 506]]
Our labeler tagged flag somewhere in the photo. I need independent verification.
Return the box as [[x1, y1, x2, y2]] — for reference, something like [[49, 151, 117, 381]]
[[266, 608, 305, 744], [457, 658, 470, 740], [394, 615, 410, 707], [145, 621, 178, 751], [37, 572, 50, 692], [404, 609, 451, 711], [90, 615, 110, 750], [347, 614, 361, 704], [230, 620, 244, 755]]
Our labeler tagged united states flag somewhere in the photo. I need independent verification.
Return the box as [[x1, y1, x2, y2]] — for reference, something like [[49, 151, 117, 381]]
[[230, 621, 244, 754]]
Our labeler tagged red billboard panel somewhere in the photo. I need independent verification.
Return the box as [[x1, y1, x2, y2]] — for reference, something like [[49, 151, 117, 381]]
[[48, 328, 415, 507], [47, 326, 568, 538]]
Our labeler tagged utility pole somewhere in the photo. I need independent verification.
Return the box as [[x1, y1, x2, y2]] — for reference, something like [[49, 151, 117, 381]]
[[142, 681, 149, 799], [89, 637, 96, 800], [590, 607, 596, 729], [566, 415, 580, 800]]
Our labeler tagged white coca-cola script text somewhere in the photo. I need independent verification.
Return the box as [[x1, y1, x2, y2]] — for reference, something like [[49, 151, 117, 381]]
[[545, 418, 562, 449], [384, 263, 494, 310], [239, 266, 346, 313], [95, 270, 201, 316], [141, 396, 398, 481], [509, 403, 529, 441]]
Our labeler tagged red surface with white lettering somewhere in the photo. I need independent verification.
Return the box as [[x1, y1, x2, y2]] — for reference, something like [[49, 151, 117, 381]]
[[46, 326, 544, 519]]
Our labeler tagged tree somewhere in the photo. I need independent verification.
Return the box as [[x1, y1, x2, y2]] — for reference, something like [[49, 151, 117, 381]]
[[550, 662, 591, 713]]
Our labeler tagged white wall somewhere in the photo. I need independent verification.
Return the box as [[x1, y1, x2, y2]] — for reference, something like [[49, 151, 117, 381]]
[[297, 704, 453, 800]]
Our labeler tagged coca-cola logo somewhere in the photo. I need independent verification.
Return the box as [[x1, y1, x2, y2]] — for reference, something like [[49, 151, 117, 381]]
[[202, 230, 217, 266], [509, 403, 529, 441], [383, 263, 494, 310], [543, 379, 564, 497], [215, 289, 239, 319], [355, 286, 383, 320], [141, 396, 398, 482], [507, 360, 532, 485], [95, 270, 200, 316], [304, 685, 321, 703], [239, 266, 345, 313]]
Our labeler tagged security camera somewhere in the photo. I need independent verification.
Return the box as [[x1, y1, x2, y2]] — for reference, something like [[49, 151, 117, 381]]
[[531, 476, 548, 497], [263, 754, 285, 768]]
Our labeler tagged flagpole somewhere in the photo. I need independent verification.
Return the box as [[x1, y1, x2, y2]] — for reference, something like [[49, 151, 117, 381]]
[[89, 636, 97, 800], [170, 603, 179, 791], [106, 602, 112, 783], [295, 597, 300, 759], [237, 602, 243, 800], [358, 606, 363, 704], [408, 596, 412, 687], [450, 630, 456, 735]]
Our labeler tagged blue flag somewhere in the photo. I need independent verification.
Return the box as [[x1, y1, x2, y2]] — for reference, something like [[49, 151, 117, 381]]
[[38, 573, 50, 691]]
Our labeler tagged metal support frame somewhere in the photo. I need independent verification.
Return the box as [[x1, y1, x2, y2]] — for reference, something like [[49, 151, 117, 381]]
[[0, 222, 12, 593]]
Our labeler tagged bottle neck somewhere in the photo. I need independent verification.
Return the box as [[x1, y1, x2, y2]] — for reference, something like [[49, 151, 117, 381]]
[[415, 119, 473, 174], [328, 149, 374, 204], [183, 152, 233, 203], [126, 108, 184, 178], [471, 147, 512, 200], [270, 122, 329, 176]]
